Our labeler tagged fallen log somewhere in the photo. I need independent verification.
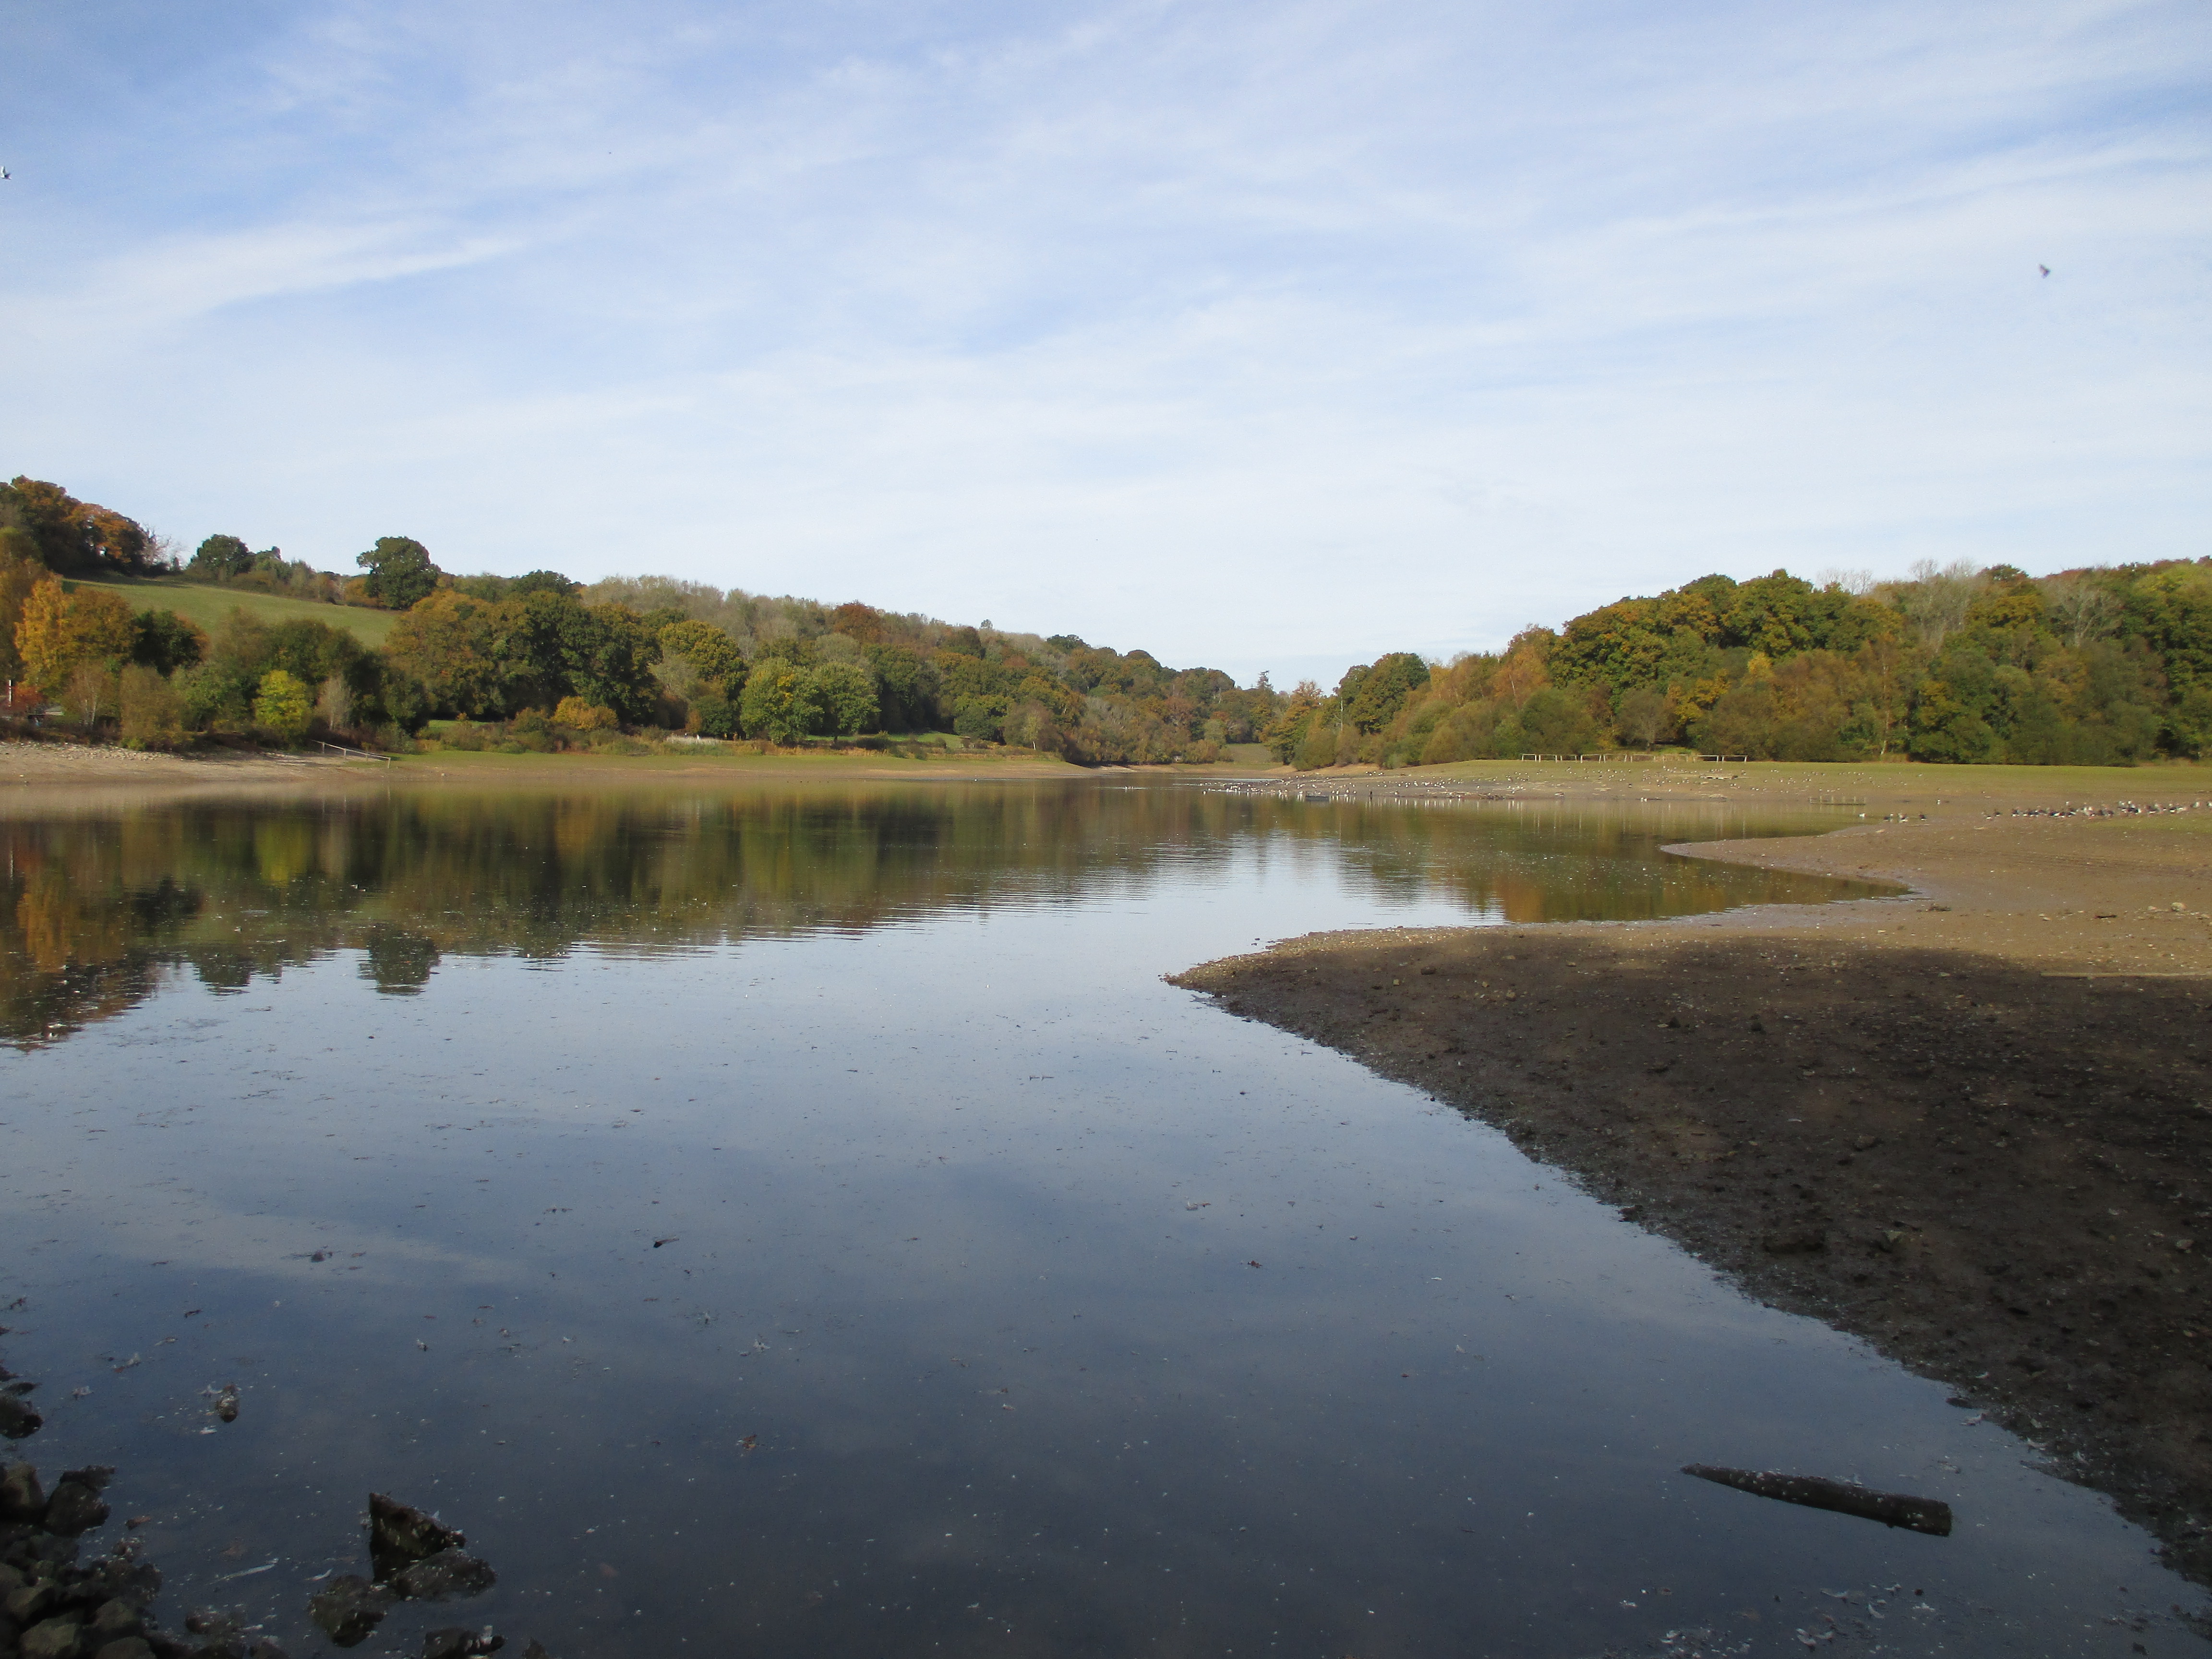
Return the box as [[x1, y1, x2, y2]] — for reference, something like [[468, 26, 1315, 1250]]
[[1682, 1463, 1953, 1536]]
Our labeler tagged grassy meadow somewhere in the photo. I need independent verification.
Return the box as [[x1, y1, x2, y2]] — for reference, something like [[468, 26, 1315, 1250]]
[[67, 576, 398, 646]]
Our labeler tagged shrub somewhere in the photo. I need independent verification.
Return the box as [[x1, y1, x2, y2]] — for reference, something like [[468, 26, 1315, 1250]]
[[553, 696, 619, 731], [1293, 726, 1338, 770], [62, 662, 119, 730], [119, 666, 185, 749]]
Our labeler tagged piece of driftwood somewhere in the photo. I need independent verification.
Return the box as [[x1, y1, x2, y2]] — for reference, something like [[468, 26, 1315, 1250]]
[[1682, 1464, 1953, 1536]]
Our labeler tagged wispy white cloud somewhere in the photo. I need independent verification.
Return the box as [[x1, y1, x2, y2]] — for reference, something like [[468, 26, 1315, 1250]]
[[0, 0, 2205, 679]]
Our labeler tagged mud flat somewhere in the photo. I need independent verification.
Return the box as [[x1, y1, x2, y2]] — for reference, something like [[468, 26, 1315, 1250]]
[[1173, 782, 2212, 1580]]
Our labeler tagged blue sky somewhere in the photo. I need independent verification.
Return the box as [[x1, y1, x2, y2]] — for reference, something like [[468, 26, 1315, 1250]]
[[3, 0, 2206, 686]]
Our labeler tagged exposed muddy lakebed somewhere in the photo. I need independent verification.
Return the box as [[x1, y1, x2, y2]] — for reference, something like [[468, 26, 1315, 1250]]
[[2, 783, 2204, 1656]]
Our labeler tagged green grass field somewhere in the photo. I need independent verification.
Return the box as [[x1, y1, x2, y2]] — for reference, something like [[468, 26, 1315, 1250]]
[[69, 577, 398, 647]]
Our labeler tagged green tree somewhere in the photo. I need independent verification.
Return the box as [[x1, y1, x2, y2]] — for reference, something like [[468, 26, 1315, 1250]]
[[740, 661, 824, 744], [189, 534, 255, 579], [1509, 687, 1599, 755], [1615, 686, 1669, 748], [131, 610, 208, 674], [863, 643, 940, 731], [810, 661, 879, 737], [1340, 653, 1431, 732], [356, 536, 442, 610], [660, 620, 747, 691], [252, 668, 314, 739]]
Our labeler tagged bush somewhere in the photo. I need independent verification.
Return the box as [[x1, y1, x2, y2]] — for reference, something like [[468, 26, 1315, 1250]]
[[1293, 726, 1338, 770], [62, 663, 119, 731], [553, 696, 619, 731], [506, 709, 557, 751], [119, 666, 185, 749]]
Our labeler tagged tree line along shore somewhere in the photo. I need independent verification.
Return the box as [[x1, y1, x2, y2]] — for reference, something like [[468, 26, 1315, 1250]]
[[3, 474, 2206, 769]]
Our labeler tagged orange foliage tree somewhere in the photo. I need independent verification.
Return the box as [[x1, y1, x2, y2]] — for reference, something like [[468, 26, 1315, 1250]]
[[14, 579, 136, 696]]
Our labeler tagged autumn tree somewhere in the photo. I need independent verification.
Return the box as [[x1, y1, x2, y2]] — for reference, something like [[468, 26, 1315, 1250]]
[[15, 579, 136, 695], [0, 546, 44, 686], [0, 478, 158, 575]]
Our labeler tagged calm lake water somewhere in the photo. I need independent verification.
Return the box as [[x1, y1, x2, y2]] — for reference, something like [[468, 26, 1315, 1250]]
[[2, 781, 2203, 1658]]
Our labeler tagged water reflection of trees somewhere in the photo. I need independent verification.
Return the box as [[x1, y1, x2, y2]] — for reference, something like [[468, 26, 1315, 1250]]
[[0, 787, 1869, 1048]]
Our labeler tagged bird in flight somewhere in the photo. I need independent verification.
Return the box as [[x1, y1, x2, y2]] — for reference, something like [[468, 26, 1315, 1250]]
[[2038, 264, 2050, 276]]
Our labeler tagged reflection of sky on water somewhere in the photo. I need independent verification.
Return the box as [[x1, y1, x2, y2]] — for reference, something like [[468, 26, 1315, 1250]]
[[0, 784, 2198, 1658]]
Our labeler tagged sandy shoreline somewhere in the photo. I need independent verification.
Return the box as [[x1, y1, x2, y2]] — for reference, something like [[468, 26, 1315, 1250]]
[[1174, 767, 2212, 1580]]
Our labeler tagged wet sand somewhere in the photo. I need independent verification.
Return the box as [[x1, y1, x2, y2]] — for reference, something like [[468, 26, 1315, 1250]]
[[1174, 766, 2212, 1579]]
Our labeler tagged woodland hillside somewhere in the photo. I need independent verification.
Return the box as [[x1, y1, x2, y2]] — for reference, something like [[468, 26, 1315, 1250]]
[[1270, 561, 2212, 768], [4, 474, 2205, 767]]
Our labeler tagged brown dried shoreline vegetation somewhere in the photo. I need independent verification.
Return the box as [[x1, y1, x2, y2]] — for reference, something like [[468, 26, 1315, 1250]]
[[1172, 809, 2212, 1583]]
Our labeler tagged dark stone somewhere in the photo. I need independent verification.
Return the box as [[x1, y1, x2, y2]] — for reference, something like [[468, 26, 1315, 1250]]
[[87, 1600, 142, 1642], [7, 1578, 58, 1624], [520, 1644, 551, 1659], [22, 1533, 77, 1570], [367, 1495, 463, 1576], [93, 1641, 156, 1659], [21, 1614, 86, 1659], [0, 1465, 44, 1524], [56, 1472, 112, 1498], [245, 1641, 290, 1659], [421, 1630, 504, 1659], [306, 1576, 392, 1648], [181, 1611, 238, 1640], [75, 1556, 158, 1612], [42, 1486, 110, 1539], [390, 1551, 495, 1602], [0, 1395, 41, 1441]]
